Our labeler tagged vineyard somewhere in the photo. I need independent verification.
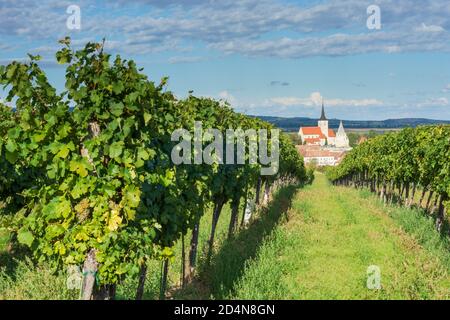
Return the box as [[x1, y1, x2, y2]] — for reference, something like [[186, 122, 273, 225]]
[[0, 39, 310, 299], [327, 126, 450, 234], [0, 39, 449, 301]]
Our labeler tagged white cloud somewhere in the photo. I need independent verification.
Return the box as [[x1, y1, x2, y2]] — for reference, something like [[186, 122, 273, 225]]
[[211, 29, 450, 58], [385, 45, 402, 54], [0, 43, 14, 51], [218, 90, 237, 105], [416, 23, 445, 33], [442, 84, 450, 93], [0, 0, 88, 38], [3, 0, 450, 59], [270, 96, 312, 106], [417, 97, 449, 107], [270, 92, 384, 107]]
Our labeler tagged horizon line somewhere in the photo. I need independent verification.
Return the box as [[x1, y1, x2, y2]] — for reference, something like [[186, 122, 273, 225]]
[[249, 115, 450, 123]]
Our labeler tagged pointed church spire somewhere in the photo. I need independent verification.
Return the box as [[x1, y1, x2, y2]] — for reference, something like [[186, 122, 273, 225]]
[[337, 120, 345, 135], [319, 100, 327, 121]]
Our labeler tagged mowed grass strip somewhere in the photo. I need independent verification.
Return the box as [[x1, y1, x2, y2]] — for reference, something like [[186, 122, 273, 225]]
[[231, 173, 450, 300]]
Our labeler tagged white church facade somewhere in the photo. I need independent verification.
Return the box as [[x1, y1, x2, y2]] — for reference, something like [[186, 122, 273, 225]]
[[298, 103, 350, 148], [297, 102, 351, 167]]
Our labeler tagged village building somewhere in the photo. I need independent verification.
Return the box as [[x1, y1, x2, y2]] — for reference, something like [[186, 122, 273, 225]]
[[297, 102, 351, 166], [297, 145, 347, 166], [298, 102, 349, 148]]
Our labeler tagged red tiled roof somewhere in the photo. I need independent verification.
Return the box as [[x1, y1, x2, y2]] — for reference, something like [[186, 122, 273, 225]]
[[297, 145, 321, 151], [328, 129, 336, 137], [300, 126, 336, 139], [300, 126, 326, 139], [306, 151, 333, 158], [300, 127, 323, 135], [296, 145, 346, 159], [304, 150, 344, 158]]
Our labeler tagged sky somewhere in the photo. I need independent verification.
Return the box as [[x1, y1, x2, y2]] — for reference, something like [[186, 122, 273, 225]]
[[0, 0, 450, 120]]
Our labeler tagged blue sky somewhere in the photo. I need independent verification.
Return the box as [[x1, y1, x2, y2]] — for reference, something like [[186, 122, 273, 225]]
[[1, 0, 450, 120]]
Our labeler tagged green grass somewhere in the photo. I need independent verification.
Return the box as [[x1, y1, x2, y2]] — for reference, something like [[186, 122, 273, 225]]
[[229, 174, 450, 300], [381, 202, 450, 270], [173, 185, 298, 299], [1, 174, 449, 300], [0, 254, 77, 300]]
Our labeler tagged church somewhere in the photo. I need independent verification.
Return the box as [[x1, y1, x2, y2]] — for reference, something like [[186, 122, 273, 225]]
[[298, 102, 350, 148]]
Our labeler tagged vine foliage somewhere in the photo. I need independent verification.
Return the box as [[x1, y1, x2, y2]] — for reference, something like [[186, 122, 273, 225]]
[[0, 38, 307, 296]]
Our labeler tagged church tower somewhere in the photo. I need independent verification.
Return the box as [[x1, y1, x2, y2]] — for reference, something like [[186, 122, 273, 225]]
[[335, 120, 350, 148], [318, 101, 329, 139]]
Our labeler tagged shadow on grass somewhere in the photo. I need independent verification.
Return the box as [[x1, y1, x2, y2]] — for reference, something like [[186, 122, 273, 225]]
[[0, 251, 18, 278], [0, 245, 31, 282], [173, 184, 299, 299]]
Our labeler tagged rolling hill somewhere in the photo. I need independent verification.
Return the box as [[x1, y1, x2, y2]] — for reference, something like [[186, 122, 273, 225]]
[[253, 116, 450, 132]]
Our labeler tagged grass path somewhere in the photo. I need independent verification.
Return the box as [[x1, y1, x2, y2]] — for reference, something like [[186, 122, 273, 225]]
[[230, 173, 450, 300]]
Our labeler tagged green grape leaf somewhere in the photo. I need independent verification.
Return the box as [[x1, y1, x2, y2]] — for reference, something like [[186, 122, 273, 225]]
[[5, 139, 17, 153], [17, 229, 34, 247], [110, 102, 124, 117], [5, 150, 18, 164], [69, 159, 90, 177], [109, 141, 124, 159]]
